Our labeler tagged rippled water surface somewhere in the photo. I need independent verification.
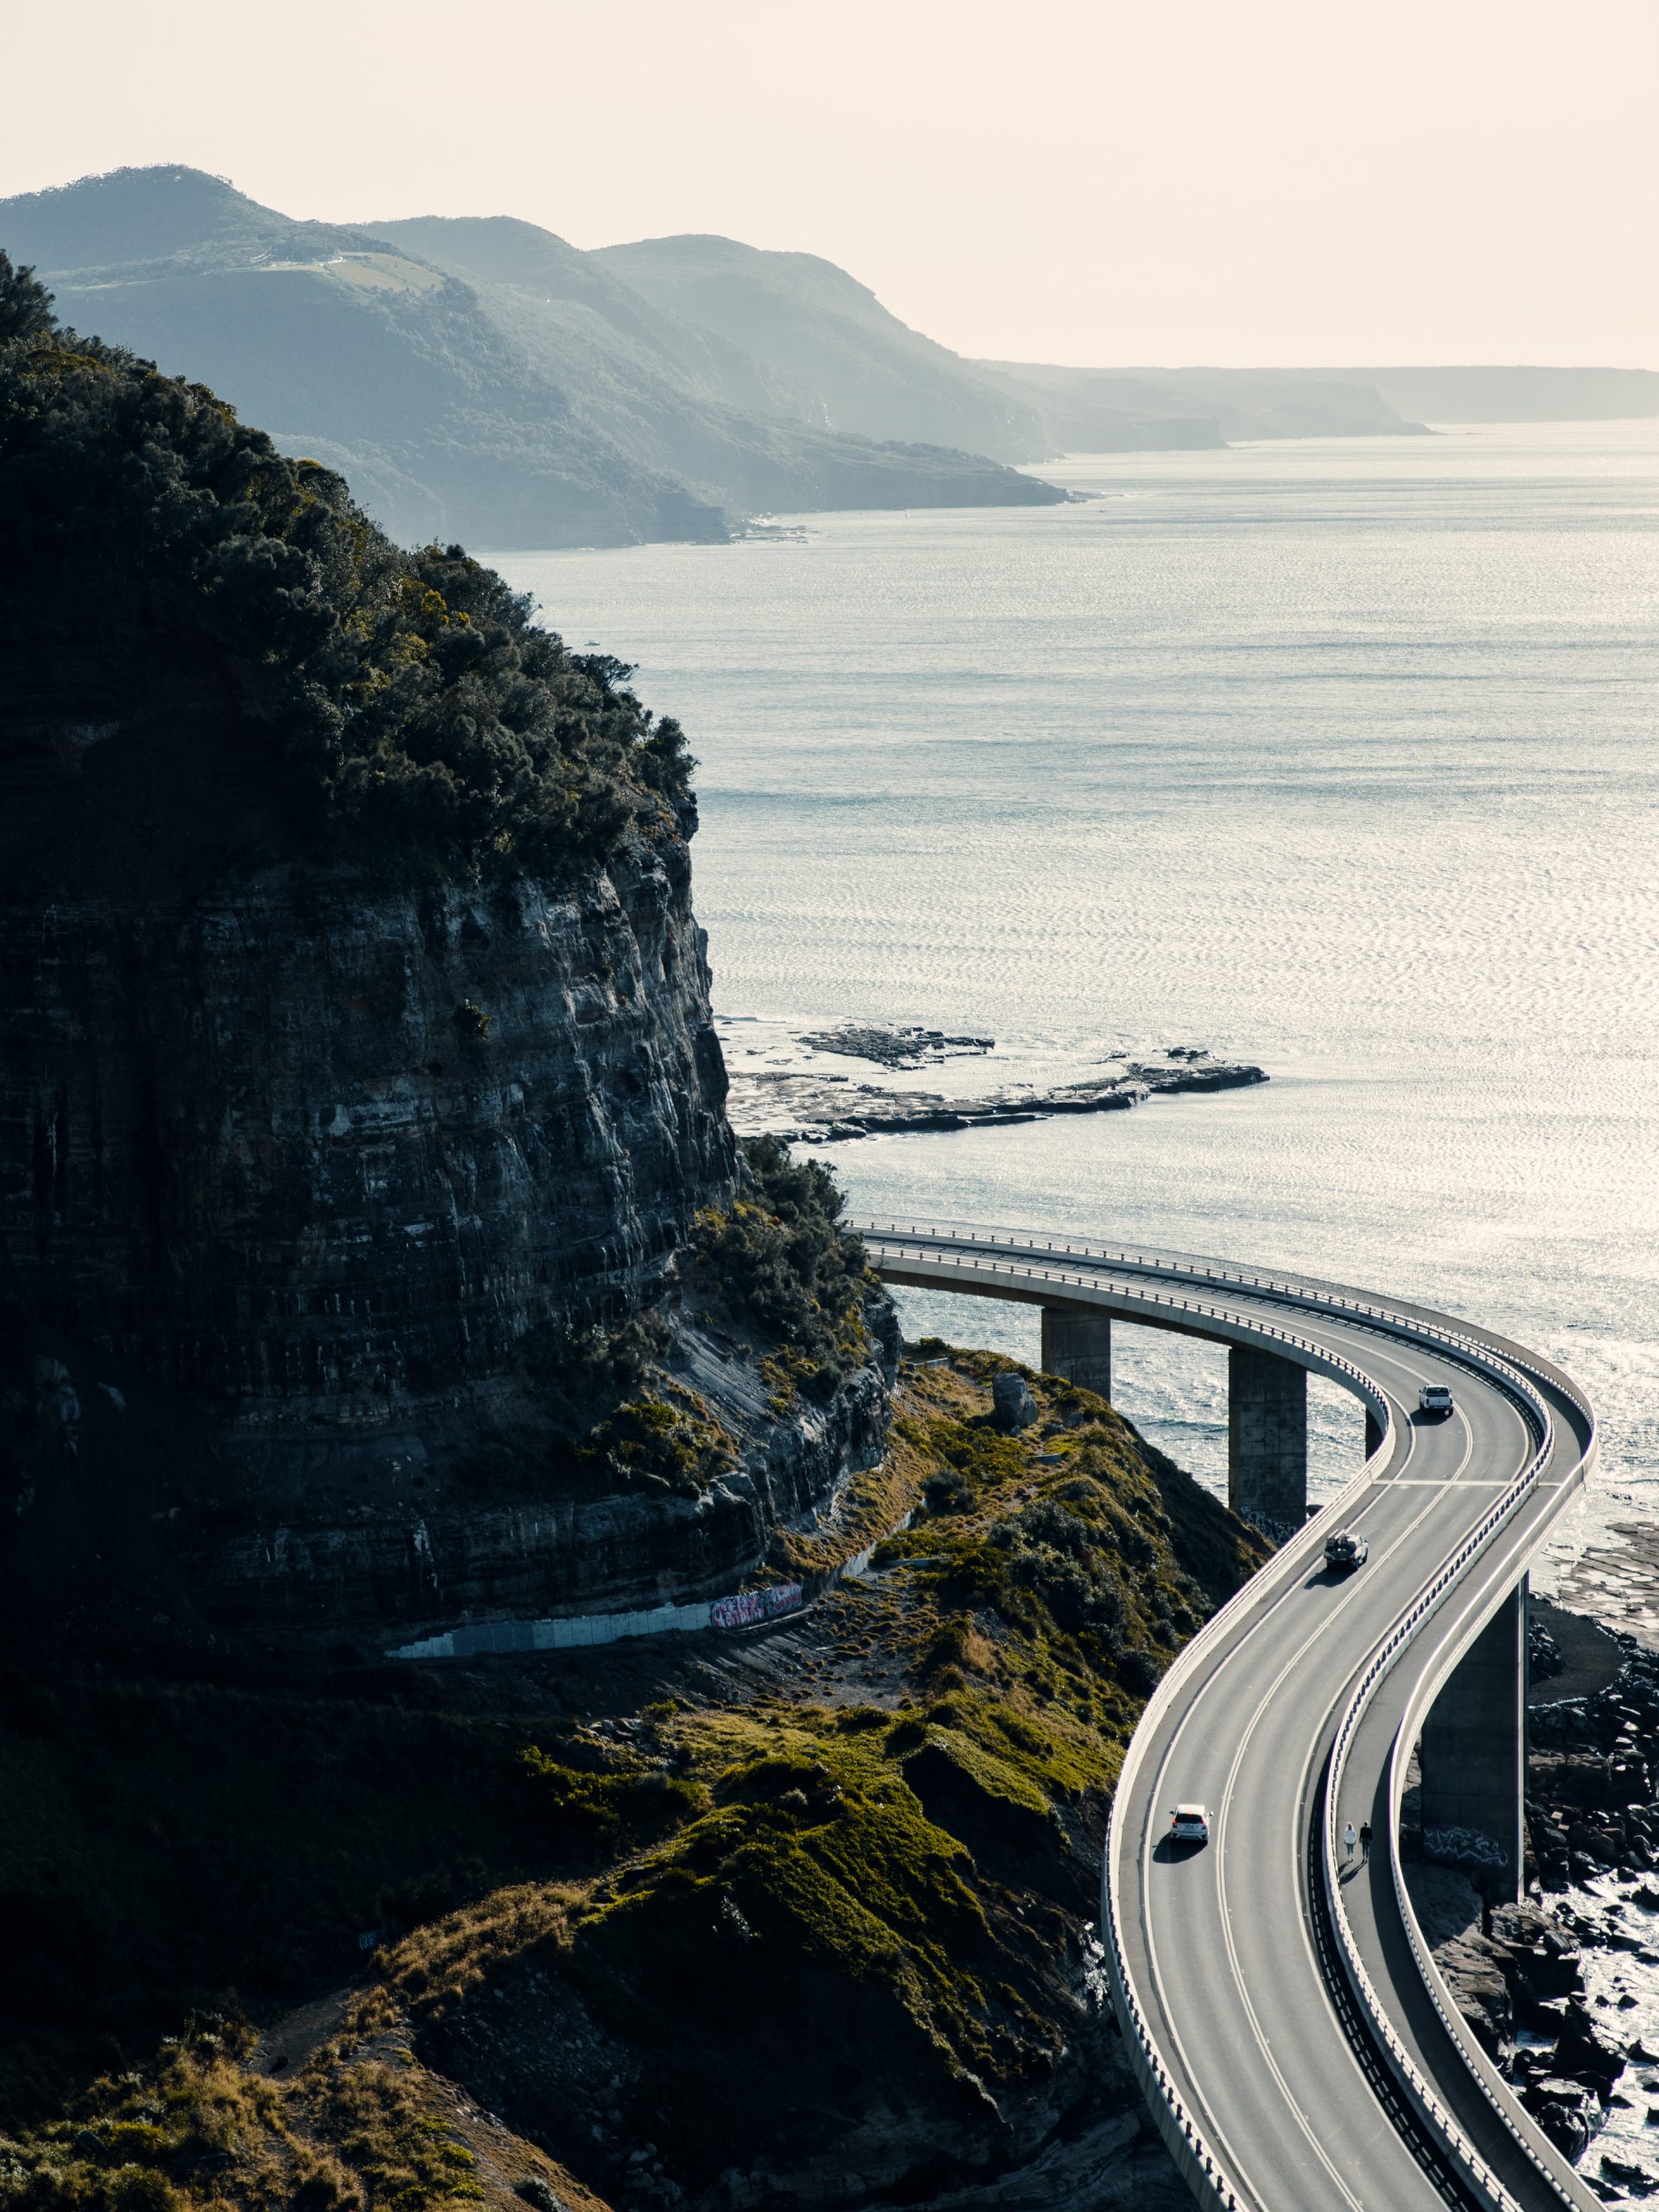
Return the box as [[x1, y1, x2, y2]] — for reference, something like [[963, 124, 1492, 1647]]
[[497, 422, 1659, 1602]]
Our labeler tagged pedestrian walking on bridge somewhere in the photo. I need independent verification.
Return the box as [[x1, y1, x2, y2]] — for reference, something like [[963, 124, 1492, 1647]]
[[1360, 1820, 1373, 1863], [1344, 1820, 1357, 1866]]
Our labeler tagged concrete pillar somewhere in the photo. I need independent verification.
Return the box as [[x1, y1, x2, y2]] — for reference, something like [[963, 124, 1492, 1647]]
[[1040, 1306, 1112, 1401], [1419, 1577, 1527, 1903], [1228, 1345, 1306, 1543]]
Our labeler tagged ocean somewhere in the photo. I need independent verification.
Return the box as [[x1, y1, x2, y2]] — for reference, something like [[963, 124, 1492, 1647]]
[[494, 418, 1659, 1624]]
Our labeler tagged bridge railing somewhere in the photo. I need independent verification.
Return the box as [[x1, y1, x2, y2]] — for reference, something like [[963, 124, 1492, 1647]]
[[859, 1222, 1598, 2211], [1320, 1417, 1567, 2212], [858, 1221, 1597, 1435], [1319, 1367, 1594, 2212], [860, 1240, 1396, 1431], [1379, 1503, 1594, 2210], [1096, 1371, 1393, 2212]]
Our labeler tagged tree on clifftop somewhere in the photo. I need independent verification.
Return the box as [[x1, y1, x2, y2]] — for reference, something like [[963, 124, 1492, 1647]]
[[0, 252, 695, 877], [0, 252, 54, 341]]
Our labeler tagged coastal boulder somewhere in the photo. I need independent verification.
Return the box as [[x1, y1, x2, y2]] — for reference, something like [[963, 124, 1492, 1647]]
[[992, 1373, 1039, 1433]]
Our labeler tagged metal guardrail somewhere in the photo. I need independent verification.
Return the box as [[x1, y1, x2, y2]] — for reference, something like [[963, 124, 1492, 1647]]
[[862, 1240, 1395, 1427], [862, 1224, 1397, 2210], [859, 1220, 1597, 2212], [861, 1222, 1588, 1405], [1321, 1427, 1558, 2211], [1095, 1433, 1390, 2212]]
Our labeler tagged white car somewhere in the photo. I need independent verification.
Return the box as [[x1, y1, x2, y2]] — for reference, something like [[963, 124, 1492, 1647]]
[[1324, 1530, 1370, 1571], [1169, 1803, 1211, 1846], [1419, 1382, 1456, 1418]]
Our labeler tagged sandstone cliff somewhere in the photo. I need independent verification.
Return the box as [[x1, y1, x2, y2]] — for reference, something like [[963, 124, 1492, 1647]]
[[0, 255, 894, 1653]]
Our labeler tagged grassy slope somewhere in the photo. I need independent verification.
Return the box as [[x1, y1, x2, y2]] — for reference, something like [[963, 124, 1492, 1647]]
[[0, 1352, 1264, 2212]]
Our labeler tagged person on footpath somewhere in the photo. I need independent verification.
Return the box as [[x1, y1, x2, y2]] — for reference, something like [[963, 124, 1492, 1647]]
[[1360, 1820, 1373, 1863], [1344, 1821, 1357, 1866]]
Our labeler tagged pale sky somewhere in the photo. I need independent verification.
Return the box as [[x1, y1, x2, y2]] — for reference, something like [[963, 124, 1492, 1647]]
[[7, 0, 1656, 365]]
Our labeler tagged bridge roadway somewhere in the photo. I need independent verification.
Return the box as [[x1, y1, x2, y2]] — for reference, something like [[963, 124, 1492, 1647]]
[[860, 1223, 1599, 2212]]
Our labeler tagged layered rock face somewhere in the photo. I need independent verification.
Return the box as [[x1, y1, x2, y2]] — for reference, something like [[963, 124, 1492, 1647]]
[[0, 636, 893, 1651]]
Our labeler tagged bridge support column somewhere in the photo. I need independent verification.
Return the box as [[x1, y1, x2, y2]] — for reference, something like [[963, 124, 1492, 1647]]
[[1040, 1306, 1112, 1401], [1420, 1577, 1527, 1903], [1228, 1346, 1306, 1543]]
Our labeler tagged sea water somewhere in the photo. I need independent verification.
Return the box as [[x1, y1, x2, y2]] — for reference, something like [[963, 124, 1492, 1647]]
[[494, 420, 1659, 1615]]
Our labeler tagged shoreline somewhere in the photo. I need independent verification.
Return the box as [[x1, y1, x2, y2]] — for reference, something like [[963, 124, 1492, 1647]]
[[1418, 1594, 1659, 2192], [721, 1018, 1268, 1143]]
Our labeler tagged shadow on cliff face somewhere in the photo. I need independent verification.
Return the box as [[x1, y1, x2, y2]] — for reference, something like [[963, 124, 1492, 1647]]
[[0, 259, 899, 1659], [0, 1356, 1253, 2212], [374, 1355, 1253, 2212]]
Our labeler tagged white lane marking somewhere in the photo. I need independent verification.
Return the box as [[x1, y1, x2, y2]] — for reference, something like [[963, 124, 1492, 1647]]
[[1138, 1414, 1449, 2208], [1141, 1351, 1523, 2209], [1260, 1378, 1539, 2198], [1211, 1454, 1471, 2207], [893, 1238, 1551, 2202]]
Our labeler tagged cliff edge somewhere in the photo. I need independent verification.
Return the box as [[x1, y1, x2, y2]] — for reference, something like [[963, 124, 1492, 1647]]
[[0, 252, 895, 1655]]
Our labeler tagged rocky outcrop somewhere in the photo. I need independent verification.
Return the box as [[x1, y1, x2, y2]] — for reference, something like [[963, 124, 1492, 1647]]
[[1411, 1624, 1659, 2169], [1529, 1637, 1659, 1886], [0, 613, 893, 1655], [725, 1026, 1274, 1150]]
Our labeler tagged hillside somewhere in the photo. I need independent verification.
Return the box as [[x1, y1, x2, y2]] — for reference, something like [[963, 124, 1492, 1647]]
[[982, 359, 1426, 440], [0, 168, 1067, 547], [0, 252, 906, 1662], [0, 1350, 1262, 2211], [591, 231, 1224, 456], [1301, 365, 1659, 422], [983, 359, 1659, 434], [361, 211, 1078, 519]]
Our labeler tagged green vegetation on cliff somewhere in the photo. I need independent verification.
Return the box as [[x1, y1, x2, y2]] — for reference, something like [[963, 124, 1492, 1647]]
[[690, 1135, 875, 1402], [0, 251, 690, 879], [0, 1351, 1263, 2211], [500, 1138, 880, 1502]]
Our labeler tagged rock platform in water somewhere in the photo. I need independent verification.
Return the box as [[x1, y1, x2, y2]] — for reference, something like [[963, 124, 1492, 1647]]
[[721, 1018, 1267, 1143]]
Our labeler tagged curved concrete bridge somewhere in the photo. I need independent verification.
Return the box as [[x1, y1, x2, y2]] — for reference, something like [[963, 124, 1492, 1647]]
[[859, 1222, 1599, 2212]]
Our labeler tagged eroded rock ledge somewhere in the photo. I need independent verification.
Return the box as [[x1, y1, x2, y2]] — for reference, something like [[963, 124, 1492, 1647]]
[[724, 1023, 1267, 1145], [0, 276, 911, 1658], [0, 829, 902, 1651]]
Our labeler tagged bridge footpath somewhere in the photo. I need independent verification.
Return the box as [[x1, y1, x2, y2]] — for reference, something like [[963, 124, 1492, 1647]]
[[858, 1223, 1599, 2212]]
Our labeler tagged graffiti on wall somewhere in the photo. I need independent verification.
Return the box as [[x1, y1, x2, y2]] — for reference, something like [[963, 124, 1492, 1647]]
[[1424, 1823, 1510, 1870], [711, 1583, 804, 1631]]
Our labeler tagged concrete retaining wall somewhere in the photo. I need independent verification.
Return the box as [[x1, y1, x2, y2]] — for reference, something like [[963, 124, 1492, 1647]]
[[385, 1510, 913, 1663]]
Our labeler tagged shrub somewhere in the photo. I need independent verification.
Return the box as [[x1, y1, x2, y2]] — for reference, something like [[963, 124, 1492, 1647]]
[[691, 1139, 874, 1400], [571, 1391, 735, 1494], [922, 1469, 971, 1515], [0, 258, 691, 880], [518, 1745, 702, 1853]]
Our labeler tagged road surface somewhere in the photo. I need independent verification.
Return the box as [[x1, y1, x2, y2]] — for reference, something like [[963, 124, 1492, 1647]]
[[860, 1222, 1599, 2212]]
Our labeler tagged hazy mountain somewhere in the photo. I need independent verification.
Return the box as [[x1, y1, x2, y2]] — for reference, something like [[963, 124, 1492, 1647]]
[[18, 167, 1628, 557], [590, 232, 1224, 459], [982, 360, 1659, 435], [982, 361, 1424, 441], [359, 212, 1072, 518], [1299, 365, 1659, 422], [0, 168, 1069, 547]]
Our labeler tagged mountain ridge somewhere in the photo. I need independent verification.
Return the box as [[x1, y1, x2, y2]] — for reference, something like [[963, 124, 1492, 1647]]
[[0, 167, 1071, 547]]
